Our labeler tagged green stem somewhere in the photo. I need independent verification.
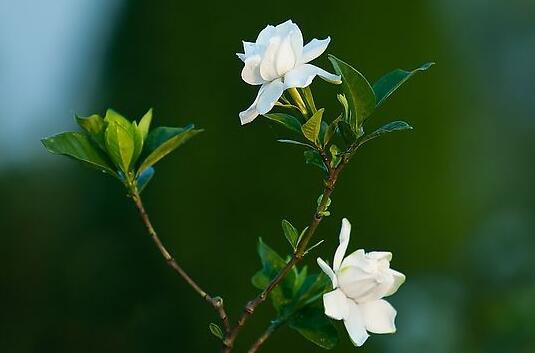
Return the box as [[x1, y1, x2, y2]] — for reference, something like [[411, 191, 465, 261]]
[[247, 321, 283, 353]]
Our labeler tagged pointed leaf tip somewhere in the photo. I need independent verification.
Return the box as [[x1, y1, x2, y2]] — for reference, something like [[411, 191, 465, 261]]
[[373, 62, 434, 107]]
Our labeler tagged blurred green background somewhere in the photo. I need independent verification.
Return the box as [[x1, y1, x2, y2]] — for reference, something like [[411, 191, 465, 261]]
[[1, 0, 535, 352]]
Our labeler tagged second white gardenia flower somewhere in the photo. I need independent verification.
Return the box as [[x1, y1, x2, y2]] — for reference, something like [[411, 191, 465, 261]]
[[237, 20, 341, 125], [317, 218, 406, 347]]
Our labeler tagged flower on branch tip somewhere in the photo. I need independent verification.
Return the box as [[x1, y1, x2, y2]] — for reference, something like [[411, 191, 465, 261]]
[[317, 218, 405, 347], [237, 19, 341, 125]]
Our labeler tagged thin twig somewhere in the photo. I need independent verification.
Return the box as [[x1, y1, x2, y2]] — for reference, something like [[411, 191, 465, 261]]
[[130, 189, 231, 333], [247, 321, 282, 353], [221, 159, 347, 352]]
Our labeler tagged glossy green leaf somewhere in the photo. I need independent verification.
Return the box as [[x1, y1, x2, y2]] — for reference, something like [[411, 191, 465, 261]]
[[337, 121, 357, 145], [304, 240, 325, 254], [252, 238, 296, 313], [42, 132, 117, 177], [337, 94, 349, 121], [136, 166, 154, 193], [300, 86, 317, 113], [293, 266, 308, 295], [289, 304, 339, 349], [323, 116, 341, 146], [75, 114, 107, 150], [209, 323, 224, 340], [373, 62, 434, 107], [294, 273, 331, 308], [264, 113, 302, 134], [137, 126, 202, 175], [130, 122, 145, 167], [329, 144, 342, 168], [256, 238, 287, 277], [304, 149, 328, 177], [104, 109, 131, 131], [105, 121, 135, 174], [138, 108, 153, 140], [277, 139, 315, 149], [360, 120, 413, 145], [301, 108, 324, 145], [328, 55, 376, 130], [282, 219, 299, 250]]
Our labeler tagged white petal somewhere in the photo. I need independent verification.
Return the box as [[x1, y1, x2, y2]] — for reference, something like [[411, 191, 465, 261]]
[[339, 249, 367, 269], [384, 269, 406, 297], [317, 257, 337, 288], [241, 54, 265, 85], [239, 85, 264, 125], [256, 25, 276, 45], [367, 251, 392, 261], [274, 19, 297, 36], [243, 41, 256, 56], [289, 26, 303, 63], [284, 64, 341, 89], [323, 289, 349, 320], [301, 37, 331, 64], [360, 299, 397, 334], [333, 218, 351, 272], [343, 301, 370, 347], [338, 266, 396, 303], [256, 79, 284, 114], [237, 41, 258, 62], [275, 33, 296, 76], [260, 37, 282, 81]]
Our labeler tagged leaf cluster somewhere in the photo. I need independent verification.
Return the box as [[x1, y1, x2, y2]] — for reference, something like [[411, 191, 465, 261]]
[[42, 109, 202, 192], [266, 58, 433, 177]]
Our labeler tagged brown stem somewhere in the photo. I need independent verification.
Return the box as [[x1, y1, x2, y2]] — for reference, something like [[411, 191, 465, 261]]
[[247, 321, 282, 353], [130, 189, 231, 334], [221, 160, 347, 352]]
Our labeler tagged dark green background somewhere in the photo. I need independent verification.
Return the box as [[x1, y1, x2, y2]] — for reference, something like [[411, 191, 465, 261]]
[[2, 1, 535, 352]]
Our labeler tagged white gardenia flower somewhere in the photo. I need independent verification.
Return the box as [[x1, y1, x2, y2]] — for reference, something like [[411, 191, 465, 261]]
[[317, 218, 406, 347], [237, 19, 341, 125]]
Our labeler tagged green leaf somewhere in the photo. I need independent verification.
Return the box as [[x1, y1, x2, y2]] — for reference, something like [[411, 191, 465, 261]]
[[208, 323, 224, 340], [277, 139, 315, 149], [257, 238, 287, 277], [329, 144, 342, 168], [337, 94, 349, 121], [104, 109, 131, 131], [137, 126, 202, 175], [75, 114, 107, 150], [360, 120, 413, 145], [304, 150, 328, 177], [105, 121, 135, 174], [294, 273, 331, 308], [297, 226, 308, 247], [301, 108, 324, 145], [264, 113, 302, 133], [373, 62, 434, 107], [293, 266, 308, 295], [337, 121, 357, 146], [42, 132, 117, 177], [288, 304, 339, 349], [137, 108, 153, 140], [323, 116, 341, 146], [304, 240, 325, 254], [136, 166, 154, 193], [300, 86, 317, 113], [130, 122, 144, 168], [282, 219, 300, 250], [252, 238, 296, 313], [328, 55, 376, 130]]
